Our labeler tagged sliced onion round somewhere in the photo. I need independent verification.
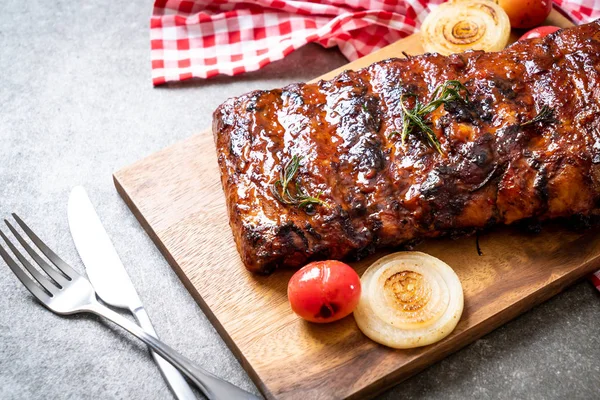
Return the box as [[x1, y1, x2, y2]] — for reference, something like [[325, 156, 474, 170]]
[[354, 252, 464, 349], [420, 0, 511, 56]]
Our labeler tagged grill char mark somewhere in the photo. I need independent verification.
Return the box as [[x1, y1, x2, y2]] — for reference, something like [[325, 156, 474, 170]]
[[213, 21, 600, 274]]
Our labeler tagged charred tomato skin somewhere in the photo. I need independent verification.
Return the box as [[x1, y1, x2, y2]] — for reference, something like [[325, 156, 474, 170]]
[[287, 261, 361, 323]]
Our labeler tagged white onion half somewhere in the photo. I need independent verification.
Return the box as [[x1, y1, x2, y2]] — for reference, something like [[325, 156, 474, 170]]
[[420, 0, 511, 56], [354, 252, 464, 349]]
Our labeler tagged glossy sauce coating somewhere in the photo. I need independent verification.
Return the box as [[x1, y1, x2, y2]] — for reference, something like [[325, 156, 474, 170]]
[[213, 21, 600, 274]]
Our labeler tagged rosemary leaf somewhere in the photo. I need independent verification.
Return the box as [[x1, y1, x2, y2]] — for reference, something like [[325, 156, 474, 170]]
[[520, 105, 555, 127], [271, 155, 325, 211], [395, 80, 469, 155]]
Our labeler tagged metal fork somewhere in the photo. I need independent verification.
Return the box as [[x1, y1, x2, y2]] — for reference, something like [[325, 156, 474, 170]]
[[0, 214, 260, 400]]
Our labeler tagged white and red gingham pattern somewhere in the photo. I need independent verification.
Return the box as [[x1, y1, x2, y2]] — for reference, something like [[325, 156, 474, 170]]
[[150, 0, 446, 85], [555, 0, 600, 21], [591, 270, 600, 291], [150, 0, 600, 292], [150, 0, 600, 86]]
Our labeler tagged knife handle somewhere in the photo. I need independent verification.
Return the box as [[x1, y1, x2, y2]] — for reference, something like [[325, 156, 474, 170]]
[[132, 307, 197, 400], [86, 302, 261, 400]]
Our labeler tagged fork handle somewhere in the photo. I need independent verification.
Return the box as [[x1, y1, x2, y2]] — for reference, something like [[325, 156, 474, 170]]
[[132, 307, 197, 400], [86, 302, 260, 400]]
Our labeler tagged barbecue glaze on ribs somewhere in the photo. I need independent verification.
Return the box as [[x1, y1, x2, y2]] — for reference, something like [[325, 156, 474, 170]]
[[213, 21, 600, 275]]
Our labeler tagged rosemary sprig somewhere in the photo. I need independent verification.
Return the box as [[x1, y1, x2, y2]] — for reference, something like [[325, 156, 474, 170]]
[[391, 80, 470, 154], [271, 155, 325, 210], [427, 80, 470, 111], [520, 105, 555, 127], [398, 93, 443, 154]]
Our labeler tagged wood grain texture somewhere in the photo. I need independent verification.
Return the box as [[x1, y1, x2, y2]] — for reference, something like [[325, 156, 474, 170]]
[[113, 9, 586, 400]]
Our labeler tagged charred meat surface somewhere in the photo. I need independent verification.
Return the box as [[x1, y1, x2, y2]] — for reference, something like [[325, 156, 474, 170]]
[[213, 21, 600, 275]]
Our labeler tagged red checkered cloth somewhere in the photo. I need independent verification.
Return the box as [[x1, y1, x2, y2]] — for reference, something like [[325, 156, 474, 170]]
[[150, 0, 600, 86], [592, 270, 600, 291], [150, 0, 600, 292], [151, 0, 446, 85], [555, 0, 600, 22]]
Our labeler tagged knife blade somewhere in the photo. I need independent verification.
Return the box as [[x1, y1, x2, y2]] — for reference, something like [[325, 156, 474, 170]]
[[68, 186, 196, 400]]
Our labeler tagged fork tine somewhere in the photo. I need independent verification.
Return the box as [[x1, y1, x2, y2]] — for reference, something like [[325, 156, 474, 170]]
[[5, 220, 69, 287], [0, 230, 59, 295], [0, 239, 52, 304], [12, 213, 80, 280]]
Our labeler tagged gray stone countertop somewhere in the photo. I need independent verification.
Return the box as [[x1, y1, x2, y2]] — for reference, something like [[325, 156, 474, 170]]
[[1, 1, 599, 399]]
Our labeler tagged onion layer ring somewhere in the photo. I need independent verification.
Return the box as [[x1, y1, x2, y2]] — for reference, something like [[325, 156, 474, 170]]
[[420, 0, 511, 55], [354, 252, 464, 349]]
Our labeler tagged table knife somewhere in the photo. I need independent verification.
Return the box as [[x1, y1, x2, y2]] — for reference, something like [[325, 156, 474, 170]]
[[68, 186, 196, 400]]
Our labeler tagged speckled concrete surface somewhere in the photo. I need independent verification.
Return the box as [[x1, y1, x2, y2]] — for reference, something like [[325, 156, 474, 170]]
[[1, 1, 599, 399]]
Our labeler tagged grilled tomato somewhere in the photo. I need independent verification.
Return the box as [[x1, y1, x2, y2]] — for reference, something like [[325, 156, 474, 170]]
[[519, 25, 560, 40], [288, 260, 361, 323], [497, 0, 552, 29]]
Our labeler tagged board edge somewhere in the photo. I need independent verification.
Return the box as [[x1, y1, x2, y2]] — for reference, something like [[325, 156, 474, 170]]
[[346, 254, 600, 400], [111, 8, 579, 398], [112, 172, 275, 400]]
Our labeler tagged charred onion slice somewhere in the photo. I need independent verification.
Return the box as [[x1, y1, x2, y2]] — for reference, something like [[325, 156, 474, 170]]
[[354, 252, 464, 349], [420, 0, 511, 55]]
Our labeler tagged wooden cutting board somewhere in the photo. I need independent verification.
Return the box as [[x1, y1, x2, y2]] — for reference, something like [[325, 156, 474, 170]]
[[114, 9, 590, 400]]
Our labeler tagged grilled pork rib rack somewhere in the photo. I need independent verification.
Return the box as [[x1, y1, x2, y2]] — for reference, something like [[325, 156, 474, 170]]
[[214, 21, 600, 275]]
